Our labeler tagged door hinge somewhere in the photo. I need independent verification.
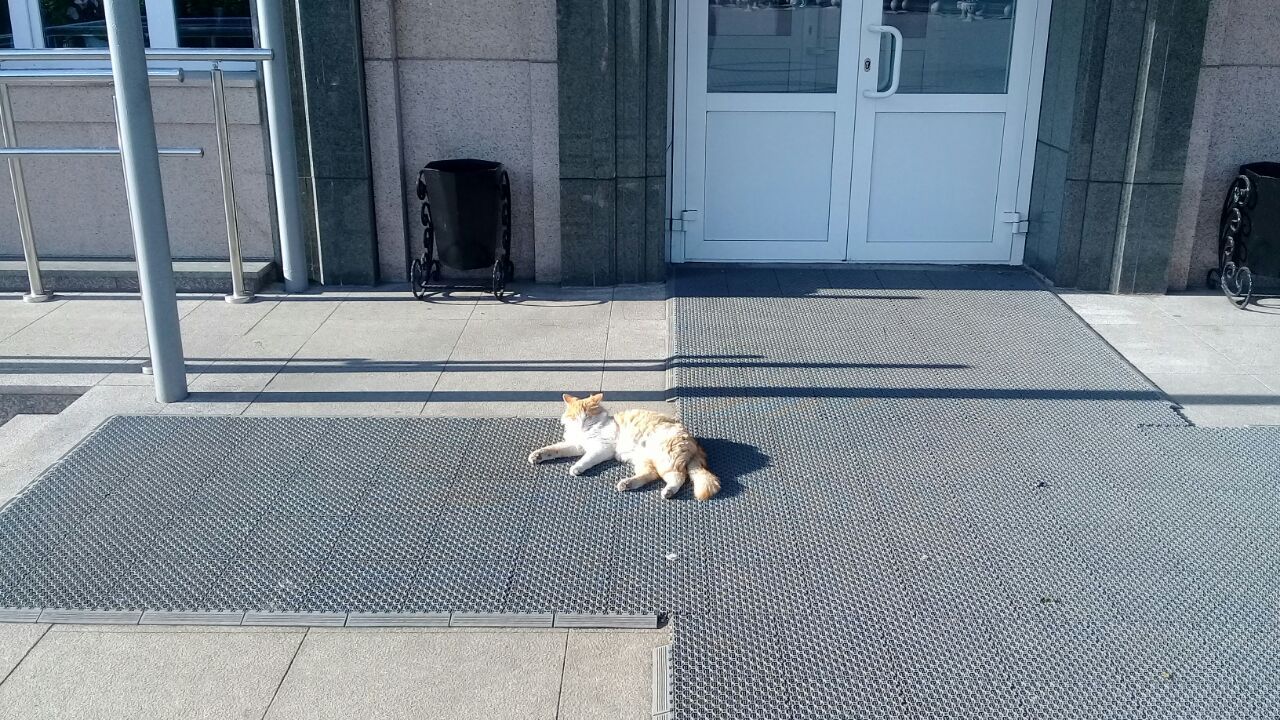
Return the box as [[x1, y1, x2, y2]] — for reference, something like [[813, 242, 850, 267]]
[[1001, 211, 1029, 234], [669, 210, 698, 232]]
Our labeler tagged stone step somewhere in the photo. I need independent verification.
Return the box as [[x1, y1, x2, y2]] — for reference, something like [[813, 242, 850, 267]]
[[0, 259, 276, 295]]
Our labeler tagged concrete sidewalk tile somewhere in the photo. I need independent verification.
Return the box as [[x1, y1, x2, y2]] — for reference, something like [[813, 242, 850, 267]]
[[448, 320, 608, 362], [0, 627, 301, 719], [1058, 293, 1166, 325], [1183, 324, 1280, 370], [558, 630, 669, 720], [606, 319, 668, 362], [295, 319, 467, 362], [1091, 323, 1231, 374], [263, 630, 565, 720], [0, 624, 47, 679], [1154, 293, 1280, 326], [327, 297, 475, 322], [429, 368, 601, 397]]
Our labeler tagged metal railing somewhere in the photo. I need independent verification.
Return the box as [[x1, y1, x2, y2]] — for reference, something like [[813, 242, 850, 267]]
[[0, 0, 306, 403], [0, 63, 266, 304]]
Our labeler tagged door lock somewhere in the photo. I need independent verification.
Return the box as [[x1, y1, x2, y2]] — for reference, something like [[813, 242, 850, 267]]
[[863, 58, 872, 72]]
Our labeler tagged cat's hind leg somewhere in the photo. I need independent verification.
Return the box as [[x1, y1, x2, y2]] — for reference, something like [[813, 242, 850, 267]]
[[528, 442, 583, 465], [659, 468, 687, 500], [616, 459, 659, 493]]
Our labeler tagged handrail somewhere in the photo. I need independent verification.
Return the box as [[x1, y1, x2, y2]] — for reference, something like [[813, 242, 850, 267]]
[[0, 147, 203, 157], [0, 48, 272, 62], [0, 68, 184, 84]]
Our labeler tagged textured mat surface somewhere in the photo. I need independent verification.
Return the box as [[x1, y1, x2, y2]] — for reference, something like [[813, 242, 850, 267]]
[[4, 267, 1280, 719]]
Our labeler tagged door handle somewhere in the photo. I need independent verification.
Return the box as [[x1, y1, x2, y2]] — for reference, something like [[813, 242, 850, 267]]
[[864, 24, 903, 99]]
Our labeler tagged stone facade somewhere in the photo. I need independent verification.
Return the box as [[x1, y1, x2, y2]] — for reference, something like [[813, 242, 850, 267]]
[[0, 78, 271, 263], [1170, 0, 1280, 291], [358, 0, 561, 284], [1026, 0, 1211, 293]]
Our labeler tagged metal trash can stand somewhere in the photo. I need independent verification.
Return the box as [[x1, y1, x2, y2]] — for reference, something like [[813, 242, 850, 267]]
[[411, 159, 514, 298], [1210, 162, 1280, 308]]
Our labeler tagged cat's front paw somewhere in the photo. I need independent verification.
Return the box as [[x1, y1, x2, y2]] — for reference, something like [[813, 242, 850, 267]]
[[615, 479, 630, 492], [661, 486, 679, 500], [568, 464, 584, 477], [527, 449, 546, 465]]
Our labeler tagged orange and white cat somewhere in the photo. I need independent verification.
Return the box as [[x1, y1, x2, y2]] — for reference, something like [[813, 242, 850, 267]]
[[528, 393, 721, 502]]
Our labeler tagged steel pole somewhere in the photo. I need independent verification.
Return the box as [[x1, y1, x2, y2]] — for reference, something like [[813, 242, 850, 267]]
[[210, 63, 252, 304], [0, 84, 51, 303], [104, 0, 188, 403], [255, 0, 308, 292]]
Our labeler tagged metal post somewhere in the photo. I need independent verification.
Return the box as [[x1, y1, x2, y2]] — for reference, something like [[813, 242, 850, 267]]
[[255, 0, 308, 293], [0, 84, 51, 303], [104, 0, 188, 403], [210, 63, 251, 304]]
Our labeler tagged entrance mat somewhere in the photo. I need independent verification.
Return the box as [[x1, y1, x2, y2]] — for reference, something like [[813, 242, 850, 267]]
[[4, 417, 1280, 716], [669, 265, 1189, 429]]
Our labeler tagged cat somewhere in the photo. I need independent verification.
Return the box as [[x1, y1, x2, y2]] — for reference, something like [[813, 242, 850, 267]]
[[528, 393, 721, 502]]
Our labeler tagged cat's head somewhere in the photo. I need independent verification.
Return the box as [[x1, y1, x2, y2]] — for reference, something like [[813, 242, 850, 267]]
[[560, 393, 606, 429]]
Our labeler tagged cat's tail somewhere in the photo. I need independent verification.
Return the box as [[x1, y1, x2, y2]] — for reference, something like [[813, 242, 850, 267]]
[[687, 455, 720, 502]]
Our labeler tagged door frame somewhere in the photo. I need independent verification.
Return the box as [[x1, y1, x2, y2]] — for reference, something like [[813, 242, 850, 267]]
[[668, 0, 1055, 266]]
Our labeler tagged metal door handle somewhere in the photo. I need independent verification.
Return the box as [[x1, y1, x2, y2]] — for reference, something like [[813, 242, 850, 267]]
[[864, 24, 903, 99]]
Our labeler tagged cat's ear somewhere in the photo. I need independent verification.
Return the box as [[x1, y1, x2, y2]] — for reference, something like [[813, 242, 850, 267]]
[[562, 393, 579, 404], [587, 393, 604, 405]]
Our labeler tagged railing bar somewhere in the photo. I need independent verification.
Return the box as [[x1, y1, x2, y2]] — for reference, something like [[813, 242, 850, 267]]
[[210, 63, 251, 304], [0, 84, 50, 303], [0, 147, 204, 157], [0, 48, 272, 62], [0, 68, 184, 85]]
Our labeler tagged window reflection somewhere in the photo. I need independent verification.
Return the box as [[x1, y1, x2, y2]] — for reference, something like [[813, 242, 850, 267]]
[[0, 8, 12, 48], [880, 0, 1016, 94], [708, 0, 842, 94], [177, 1, 253, 48], [40, 1, 149, 48]]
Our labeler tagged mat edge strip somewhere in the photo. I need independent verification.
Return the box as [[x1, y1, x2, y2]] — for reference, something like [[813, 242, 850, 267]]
[[449, 612, 554, 628], [553, 612, 660, 629]]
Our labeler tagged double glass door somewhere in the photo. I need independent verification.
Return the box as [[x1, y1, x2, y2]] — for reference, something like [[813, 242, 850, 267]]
[[681, 0, 1042, 264]]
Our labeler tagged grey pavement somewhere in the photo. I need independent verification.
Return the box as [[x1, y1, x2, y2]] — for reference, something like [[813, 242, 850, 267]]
[[1063, 291, 1280, 426], [0, 624, 668, 720]]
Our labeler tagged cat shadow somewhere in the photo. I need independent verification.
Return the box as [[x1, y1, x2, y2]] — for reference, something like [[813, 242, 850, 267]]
[[690, 437, 771, 501], [534, 437, 770, 501]]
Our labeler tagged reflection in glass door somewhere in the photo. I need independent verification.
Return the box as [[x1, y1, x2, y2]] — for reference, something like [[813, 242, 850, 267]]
[[682, 1, 860, 262]]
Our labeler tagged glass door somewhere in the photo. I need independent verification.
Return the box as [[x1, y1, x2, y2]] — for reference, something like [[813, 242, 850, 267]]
[[845, 0, 1041, 264], [683, 0, 861, 262]]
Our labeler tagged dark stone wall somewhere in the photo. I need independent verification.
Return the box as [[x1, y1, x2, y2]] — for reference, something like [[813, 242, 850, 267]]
[[557, 0, 669, 286], [1026, 0, 1210, 292], [279, 0, 379, 286]]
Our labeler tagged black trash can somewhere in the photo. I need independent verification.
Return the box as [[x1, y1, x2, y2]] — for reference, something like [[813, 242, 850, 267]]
[[1212, 162, 1280, 307], [411, 159, 513, 298]]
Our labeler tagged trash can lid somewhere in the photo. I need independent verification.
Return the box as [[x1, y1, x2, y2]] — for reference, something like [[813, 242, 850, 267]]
[[425, 159, 503, 174]]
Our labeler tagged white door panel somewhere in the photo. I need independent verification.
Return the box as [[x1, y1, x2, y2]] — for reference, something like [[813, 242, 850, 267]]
[[704, 111, 835, 245], [865, 112, 1005, 254]]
